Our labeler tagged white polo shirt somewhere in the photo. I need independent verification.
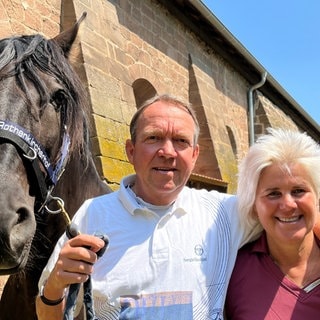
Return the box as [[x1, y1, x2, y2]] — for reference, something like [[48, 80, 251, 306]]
[[40, 174, 260, 319]]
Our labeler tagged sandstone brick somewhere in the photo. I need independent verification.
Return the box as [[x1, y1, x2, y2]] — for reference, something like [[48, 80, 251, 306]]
[[101, 156, 133, 183], [24, 10, 42, 31], [4, 0, 25, 21], [0, 21, 13, 38], [99, 138, 126, 160], [0, 1, 9, 20], [42, 18, 60, 38]]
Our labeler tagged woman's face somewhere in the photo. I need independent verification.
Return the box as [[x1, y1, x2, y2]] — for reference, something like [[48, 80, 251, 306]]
[[254, 163, 319, 246]]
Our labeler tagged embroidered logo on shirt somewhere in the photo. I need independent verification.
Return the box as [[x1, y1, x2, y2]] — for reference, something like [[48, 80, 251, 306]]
[[194, 244, 204, 256], [183, 244, 207, 262]]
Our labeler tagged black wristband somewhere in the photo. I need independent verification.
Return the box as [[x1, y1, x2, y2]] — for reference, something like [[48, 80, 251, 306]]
[[40, 283, 65, 306]]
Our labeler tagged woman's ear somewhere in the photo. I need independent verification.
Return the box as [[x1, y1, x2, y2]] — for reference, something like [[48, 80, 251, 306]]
[[251, 205, 259, 221], [314, 219, 320, 240]]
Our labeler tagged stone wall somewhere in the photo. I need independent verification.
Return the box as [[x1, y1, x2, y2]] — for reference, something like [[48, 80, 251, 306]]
[[0, 0, 61, 38], [1, 0, 314, 194], [68, 0, 253, 192]]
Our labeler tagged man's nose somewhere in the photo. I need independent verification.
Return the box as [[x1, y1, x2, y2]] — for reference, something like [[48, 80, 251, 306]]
[[157, 139, 177, 157]]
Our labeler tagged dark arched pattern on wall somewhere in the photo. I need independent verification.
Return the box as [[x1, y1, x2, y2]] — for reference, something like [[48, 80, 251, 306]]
[[132, 78, 157, 108], [226, 126, 237, 156]]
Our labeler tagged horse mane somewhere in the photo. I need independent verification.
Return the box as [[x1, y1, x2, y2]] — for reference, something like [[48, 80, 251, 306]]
[[0, 34, 90, 158]]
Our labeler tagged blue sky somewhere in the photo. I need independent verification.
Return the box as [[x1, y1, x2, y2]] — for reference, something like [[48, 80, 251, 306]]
[[202, 1, 320, 125]]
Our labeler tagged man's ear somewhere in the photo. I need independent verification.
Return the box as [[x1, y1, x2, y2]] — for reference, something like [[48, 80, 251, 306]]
[[125, 139, 134, 164], [192, 144, 200, 164]]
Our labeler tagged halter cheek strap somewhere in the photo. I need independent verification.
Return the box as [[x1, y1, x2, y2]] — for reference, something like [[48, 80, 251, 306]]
[[0, 120, 70, 210]]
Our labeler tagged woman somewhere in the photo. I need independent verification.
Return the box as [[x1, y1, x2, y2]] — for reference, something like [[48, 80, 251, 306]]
[[225, 128, 320, 319]]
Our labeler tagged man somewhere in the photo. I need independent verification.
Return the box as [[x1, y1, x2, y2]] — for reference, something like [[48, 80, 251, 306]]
[[36, 94, 260, 319]]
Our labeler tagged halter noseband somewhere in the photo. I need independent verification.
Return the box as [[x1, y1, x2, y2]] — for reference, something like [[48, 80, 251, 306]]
[[0, 119, 70, 213]]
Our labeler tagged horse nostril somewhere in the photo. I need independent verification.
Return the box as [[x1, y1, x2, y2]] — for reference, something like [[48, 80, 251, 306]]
[[16, 207, 30, 225], [9, 206, 35, 253]]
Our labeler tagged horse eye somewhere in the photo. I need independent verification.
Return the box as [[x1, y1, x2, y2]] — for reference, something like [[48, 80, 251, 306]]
[[51, 89, 67, 111]]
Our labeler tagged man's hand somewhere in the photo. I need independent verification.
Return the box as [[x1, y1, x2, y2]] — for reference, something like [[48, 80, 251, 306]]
[[36, 234, 105, 320]]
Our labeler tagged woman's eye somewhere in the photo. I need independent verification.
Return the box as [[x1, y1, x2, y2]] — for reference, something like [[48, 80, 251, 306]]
[[292, 189, 306, 196], [267, 191, 281, 199]]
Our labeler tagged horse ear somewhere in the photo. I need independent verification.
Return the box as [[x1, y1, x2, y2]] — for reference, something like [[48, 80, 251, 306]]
[[52, 12, 87, 57]]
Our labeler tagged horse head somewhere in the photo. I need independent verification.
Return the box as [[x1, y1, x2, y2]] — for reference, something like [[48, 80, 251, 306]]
[[0, 13, 90, 274]]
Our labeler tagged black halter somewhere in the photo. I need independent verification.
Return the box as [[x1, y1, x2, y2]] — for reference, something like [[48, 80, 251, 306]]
[[0, 119, 70, 212], [0, 119, 106, 319]]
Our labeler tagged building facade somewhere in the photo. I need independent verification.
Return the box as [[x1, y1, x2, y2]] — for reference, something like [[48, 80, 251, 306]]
[[1, 0, 319, 194]]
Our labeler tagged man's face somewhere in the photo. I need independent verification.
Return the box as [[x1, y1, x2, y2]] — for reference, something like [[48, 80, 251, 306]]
[[126, 101, 199, 205]]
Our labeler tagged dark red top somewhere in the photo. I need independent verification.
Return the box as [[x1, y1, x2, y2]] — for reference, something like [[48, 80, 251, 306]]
[[225, 232, 320, 320]]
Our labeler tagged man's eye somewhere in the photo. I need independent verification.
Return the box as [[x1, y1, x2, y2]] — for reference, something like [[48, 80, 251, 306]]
[[145, 136, 159, 143], [174, 138, 191, 147]]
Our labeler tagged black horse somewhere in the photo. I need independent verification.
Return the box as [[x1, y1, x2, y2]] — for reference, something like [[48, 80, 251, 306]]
[[0, 13, 111, 319]]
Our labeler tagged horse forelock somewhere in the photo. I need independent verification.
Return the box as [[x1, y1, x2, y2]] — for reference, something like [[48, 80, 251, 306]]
[[0, 34, 90, 158]]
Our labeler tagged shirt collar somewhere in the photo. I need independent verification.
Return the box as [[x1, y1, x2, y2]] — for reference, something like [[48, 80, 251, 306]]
[[118, 174, 187, 217], [251, 231, 269, 254]]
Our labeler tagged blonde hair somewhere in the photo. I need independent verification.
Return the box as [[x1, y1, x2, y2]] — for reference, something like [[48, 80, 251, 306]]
[[237, 128, 320, 227]]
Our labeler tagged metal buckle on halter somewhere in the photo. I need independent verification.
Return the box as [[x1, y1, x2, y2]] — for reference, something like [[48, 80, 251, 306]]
[[23, 146, 37, 160], [37, 186, 55, 214]]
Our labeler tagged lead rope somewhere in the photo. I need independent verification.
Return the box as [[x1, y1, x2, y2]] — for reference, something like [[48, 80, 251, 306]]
[[54, 199, 108, 320]]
